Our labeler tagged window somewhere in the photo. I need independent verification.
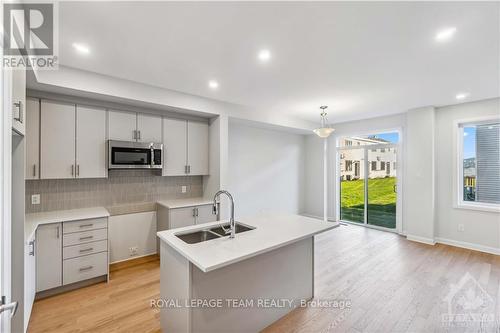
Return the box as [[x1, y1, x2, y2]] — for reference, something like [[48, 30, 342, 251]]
[[380, 161, 385, 170], [345, 160, 353, 172], [458, 120, 500, 210], [371, 161, 377, 171]]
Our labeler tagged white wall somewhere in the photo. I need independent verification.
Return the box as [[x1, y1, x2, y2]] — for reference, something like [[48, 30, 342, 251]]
[[404, 107, 436, 243], [303, 98, 500, 253], [227, 120, 306, 219], [435, 98, 500, 252], [304, 113, 406, 221]]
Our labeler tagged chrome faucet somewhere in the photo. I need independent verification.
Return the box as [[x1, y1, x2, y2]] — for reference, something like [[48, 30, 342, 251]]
[[212, 190, 236, 239]]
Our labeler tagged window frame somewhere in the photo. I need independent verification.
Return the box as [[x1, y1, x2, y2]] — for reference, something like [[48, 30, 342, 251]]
[[455, 116, 500, 212]]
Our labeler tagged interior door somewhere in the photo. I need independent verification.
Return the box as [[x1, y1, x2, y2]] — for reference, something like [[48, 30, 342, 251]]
[[163, 118, 187, 176], [76, 106, 106, 178], [40, 100, 76, 179], [137, 113, 162, 143], [108, 110, 136, 142], [187, 121, 209, 175]]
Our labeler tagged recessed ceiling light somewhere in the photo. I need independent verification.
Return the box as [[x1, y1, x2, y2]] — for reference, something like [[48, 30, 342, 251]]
[[72, 42, 90, 54], [435, 27, 456, 42], [258, 49, 271, 62], [456, 93, 469, 100], [208, 80, 219, 89]]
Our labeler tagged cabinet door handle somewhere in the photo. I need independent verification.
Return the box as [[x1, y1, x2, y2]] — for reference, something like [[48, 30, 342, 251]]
[[137, 130, 141, 140], [76, 164, 80, 177], [29, 240, 35, 256], [32, 164, 36, 177], [79, 247, 93, 253], [79, 236, 93, 241], [188, 165, 191, 174], [79, 266, 93, 272], [13, 101, 23, 123], [192, 208, 196, 217], [56, 226, 60, 238], [71, 164, 74, 176], [185, 165, 188, 174], [79, 224, 93, 228]]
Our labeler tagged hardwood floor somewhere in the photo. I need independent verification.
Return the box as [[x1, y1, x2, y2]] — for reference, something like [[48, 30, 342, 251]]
[[28, 225, 500, 333]]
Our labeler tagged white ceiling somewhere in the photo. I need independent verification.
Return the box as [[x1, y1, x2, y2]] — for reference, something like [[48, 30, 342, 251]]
[[57, 2, 499, 123]]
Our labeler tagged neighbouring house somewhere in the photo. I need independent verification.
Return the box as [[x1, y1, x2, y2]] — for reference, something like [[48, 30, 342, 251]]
[[339, 137, 397, 180]]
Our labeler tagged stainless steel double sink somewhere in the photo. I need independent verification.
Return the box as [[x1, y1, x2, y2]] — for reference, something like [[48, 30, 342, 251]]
[[176, 223, 255, 244]]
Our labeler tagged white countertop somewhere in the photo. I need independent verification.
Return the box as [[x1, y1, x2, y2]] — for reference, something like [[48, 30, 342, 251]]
[[157, 214, 338, 273], [157, 197, 213, 209], [25, 207, 109, 241]]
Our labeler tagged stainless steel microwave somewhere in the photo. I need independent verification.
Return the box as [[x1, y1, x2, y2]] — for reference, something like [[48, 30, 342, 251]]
[[108, 140, 163, 169]]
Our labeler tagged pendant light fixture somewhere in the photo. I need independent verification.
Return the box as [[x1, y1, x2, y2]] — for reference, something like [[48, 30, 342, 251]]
[[313, 106, 335, 138]]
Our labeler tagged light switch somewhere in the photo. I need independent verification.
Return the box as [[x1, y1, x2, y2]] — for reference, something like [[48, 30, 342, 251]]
[[181, 186, 187, 193], [31, 194, 40, 205]]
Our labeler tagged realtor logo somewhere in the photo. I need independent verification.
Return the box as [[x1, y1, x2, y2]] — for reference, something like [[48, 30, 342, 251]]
[[442, 272, 496, 328], [3, 2, 58, 69]]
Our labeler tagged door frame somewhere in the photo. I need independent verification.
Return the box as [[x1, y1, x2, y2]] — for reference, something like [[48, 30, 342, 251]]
[[1, 33, 14, 332], [334, 129, 403, 234]]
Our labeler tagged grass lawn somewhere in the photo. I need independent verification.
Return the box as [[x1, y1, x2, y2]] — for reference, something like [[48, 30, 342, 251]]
[[340, 177, 396, 229]]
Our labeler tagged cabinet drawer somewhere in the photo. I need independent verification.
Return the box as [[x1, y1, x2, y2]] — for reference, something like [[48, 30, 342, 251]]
[[63, 240, 108, 260], [63, 228, 107, 247], [63, 218, 107, 234], [63, 252, 107, 285]]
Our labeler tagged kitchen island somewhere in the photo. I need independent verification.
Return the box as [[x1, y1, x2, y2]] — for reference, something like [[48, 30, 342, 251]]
[[156, 214, 338, 332]]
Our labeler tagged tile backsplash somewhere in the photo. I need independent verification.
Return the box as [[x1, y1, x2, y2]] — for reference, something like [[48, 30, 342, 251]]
[[25, 170, 203, 213]]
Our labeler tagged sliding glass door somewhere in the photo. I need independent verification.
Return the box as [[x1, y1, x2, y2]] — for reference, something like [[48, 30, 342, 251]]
[[338, 133, 399, 230]]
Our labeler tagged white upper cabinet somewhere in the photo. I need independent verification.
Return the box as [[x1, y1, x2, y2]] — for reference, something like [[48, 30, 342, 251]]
[[163, 118, 209, 176], [163, 118, 187, 176], [25, 99, 40, 180], [11, 68, 26, 135], [40, 100, 76, 179], [137, 113, 162, 143], [187, 121, 209, 175], [108, 110, 136, 141], [76, 106, 107, 178]]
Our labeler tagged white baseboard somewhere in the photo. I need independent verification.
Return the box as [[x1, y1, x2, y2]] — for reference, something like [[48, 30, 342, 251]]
[[435, 237, 500, 255], [406, 234, 437, 245], [109, 252, 157, 265]]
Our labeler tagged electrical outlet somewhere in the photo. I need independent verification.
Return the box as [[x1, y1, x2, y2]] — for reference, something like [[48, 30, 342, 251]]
[[31, 194, 40, 205], [129, 246, 138, 256], [181, 186, 187, 193], [458, 224, 465, 232]]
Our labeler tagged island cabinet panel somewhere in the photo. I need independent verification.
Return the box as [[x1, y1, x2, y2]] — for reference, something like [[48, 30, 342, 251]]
[[36, 223, 62, 292], [159, 237, 314, 333]]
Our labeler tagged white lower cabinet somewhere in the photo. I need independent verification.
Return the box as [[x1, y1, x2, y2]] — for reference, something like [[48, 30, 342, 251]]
[[195, 205, 216, 224], [24, 235, 36, 332], [157, 204, 216, 232], [36, 223, 62, 292], [36, 218, 108, 294], [63, 252, 108, 285]]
